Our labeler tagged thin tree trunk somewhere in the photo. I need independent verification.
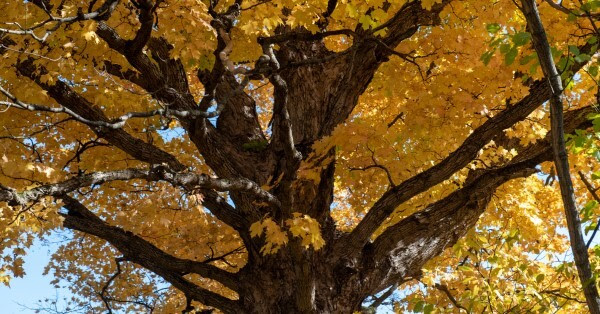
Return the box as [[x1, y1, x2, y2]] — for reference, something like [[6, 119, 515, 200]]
[[520, 0, 600, 312]]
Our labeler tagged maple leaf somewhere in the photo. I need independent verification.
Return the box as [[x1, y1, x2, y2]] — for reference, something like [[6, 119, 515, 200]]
[[0, 0, 599, 312]]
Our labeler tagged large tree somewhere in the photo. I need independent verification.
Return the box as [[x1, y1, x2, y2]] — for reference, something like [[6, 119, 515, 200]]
[[2, 0, 600, 312]]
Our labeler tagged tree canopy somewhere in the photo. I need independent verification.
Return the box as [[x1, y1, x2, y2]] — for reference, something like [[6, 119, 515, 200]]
[[2, 0, 600, 312]]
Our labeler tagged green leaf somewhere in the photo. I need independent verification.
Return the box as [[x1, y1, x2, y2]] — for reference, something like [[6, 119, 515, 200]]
[[569, 45, 581, 56], [593, 116, 600, 128], [529, 62, 539, 75], [595, 246, 600, 256], [519, 263, 528, 271], [505, 47, 518, 65], [486, 23, 501, 34], [590, 65, 599, 77], [592, 171, 600, 180], [512, 32, 531, 46], [581, 200, 598, 222], [575, 53, 592, 63], [458, 265, 473, 272], [574, 135, 587, 148], [536, 273, 545, 284], [489, 37, 503, 48], [481, 51, 494, 65], [414, 301, 425, 312], [520, 52, 537, 65], [593, 149, 600, 161], [585, 222, 597, 234], [568, 12, 577, 22], [424, 304, 434, 314], [556, 56, 570, 73], [551, 46, 562, 58]]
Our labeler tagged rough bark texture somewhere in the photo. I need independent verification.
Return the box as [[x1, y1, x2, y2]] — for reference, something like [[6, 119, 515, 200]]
[[2, 0, 600, 313]]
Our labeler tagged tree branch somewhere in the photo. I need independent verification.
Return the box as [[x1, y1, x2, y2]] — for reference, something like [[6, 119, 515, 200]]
[[15, 59, 186, 171], [359, 103, 597, 299], [0, 84, 235, 128], [99, 257, 125, 314], [125, 0, 157, 55], [578, 171, 600, 248], [335, 37, 600, 259], [366, 284, 397, 311], [0, 0, 119, 42], [0, 166, 280, 209], [434, 283, 468, 312], [60, 196, 243, 313], [520, 0, 600, 311]]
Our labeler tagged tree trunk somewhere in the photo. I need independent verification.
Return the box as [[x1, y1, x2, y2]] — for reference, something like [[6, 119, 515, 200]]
[[5, 1, 600, 312]]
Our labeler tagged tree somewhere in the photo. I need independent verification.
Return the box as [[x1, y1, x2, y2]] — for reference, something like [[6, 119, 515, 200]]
[[1, 0, 600, 312]]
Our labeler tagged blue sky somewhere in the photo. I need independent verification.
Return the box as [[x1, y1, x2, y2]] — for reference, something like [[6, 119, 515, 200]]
[[0, 128, 185, 313], [0, 238, 72, 313], [0, 130, 592, 313], [0, 219, 594, 312], [1, 234, 394, 313]]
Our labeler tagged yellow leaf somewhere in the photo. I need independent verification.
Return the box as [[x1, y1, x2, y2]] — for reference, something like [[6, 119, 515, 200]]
[[250, 220, 264, 238]]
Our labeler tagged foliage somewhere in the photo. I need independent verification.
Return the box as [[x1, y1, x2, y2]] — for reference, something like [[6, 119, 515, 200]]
[[1, 0, 600, 312]]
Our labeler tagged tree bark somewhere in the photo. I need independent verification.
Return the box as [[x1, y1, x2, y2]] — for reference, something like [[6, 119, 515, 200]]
[[4, 0, 600, 312], [520, 0, 600, 312]]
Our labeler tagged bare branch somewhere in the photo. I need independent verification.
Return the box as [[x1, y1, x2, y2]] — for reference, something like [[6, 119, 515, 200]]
[[387, 112, 405, 128], [0, 84, 233, 129], [366, 284, 397, 311], [577, 171, 600, 248], [542, 0, 600, 19], [0, 165, 280, 208], [434, 283, 468, 313], [0, 0, 119, 42], [99, 257, 125, 314]]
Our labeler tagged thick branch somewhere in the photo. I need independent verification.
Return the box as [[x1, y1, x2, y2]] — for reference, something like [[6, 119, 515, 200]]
[[360, 103, 597, 298], [336, 38, 599, 258], [125, 0, 156, 55], [267, 45, 303, 203], [521, 0, 600, 311], [15, 59, 186, 171], [60, 196, 243, 313], [366, 159, 538, 285], [97, 18, 269, 183]]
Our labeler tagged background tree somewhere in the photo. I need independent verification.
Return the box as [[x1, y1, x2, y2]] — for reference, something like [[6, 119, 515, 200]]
[[2, 0, 600, 312]]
